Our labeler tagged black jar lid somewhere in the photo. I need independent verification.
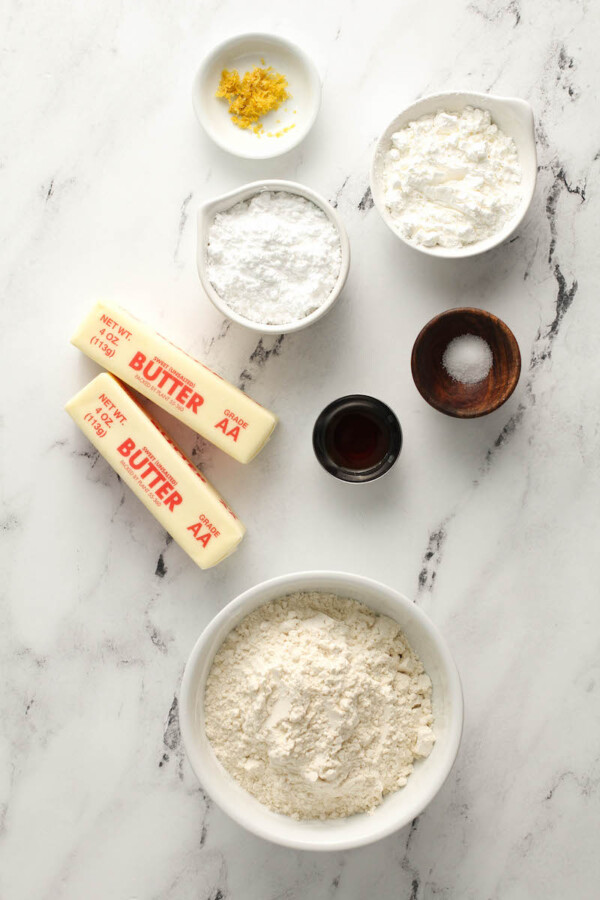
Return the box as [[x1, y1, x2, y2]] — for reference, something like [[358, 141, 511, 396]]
[[312, 394, 402, 483]]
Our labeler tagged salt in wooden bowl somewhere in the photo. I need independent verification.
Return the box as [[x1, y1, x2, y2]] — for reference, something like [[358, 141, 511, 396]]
[[411, 308, 521, 418]]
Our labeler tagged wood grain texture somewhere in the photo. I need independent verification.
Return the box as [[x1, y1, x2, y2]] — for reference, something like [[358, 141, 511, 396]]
[[411, 308, 521, 418]]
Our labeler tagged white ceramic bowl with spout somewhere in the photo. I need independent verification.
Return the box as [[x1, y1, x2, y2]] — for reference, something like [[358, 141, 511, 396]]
[[370, 91, 537, 258], [197, 179, 351, 334], [179, 570, 463, 851]]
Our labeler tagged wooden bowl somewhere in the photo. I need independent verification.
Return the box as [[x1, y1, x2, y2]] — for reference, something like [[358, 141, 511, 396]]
[[411, 308, 521, 418]]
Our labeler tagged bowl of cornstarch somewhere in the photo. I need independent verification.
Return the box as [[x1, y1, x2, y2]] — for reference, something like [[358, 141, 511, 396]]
[[411, 307, 521, 417], [197, 179, 351, 333], [179, 570, 463, 850], [370, 91, 537, 258]]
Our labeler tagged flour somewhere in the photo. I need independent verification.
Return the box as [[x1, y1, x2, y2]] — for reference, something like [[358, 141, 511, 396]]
[[204, 592, 435, 820], [206, 191, 342, 326], [383, 107, 522, 248]]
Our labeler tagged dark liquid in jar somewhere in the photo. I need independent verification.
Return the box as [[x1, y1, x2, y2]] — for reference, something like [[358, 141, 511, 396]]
[[313, 394, 402, 483], [326, 409, 390, 470]]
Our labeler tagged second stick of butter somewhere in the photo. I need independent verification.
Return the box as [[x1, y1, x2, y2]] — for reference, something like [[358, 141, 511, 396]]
[[66, 373, 245, 569], [71, 301, 277, 463]]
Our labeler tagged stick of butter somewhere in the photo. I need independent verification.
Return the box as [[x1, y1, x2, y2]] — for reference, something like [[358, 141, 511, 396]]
[[71, 301, 277, 463], [66, 373, 245, 569]]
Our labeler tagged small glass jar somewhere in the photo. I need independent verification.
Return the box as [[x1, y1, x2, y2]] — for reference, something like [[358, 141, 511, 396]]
[[312, 394, 402, 483]]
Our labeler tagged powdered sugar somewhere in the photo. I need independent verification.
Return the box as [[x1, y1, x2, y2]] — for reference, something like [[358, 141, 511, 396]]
[[203, 592, 435, 820], [206, 191, 342, 325]]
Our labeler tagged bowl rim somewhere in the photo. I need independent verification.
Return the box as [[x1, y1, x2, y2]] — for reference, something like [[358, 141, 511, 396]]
[[192, 31, 322, 160], [370, 90, 537, 259], [179, 569, 464, 851], [196, 179, 351, 334], [411, 306, 522, 418]]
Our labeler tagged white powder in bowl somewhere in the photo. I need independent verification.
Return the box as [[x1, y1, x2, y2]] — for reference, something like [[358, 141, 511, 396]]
[[204, 592, 435, 820], [206, 191, 342, 326], [442, 334, 493, 384], [383, 106, 522, 248]]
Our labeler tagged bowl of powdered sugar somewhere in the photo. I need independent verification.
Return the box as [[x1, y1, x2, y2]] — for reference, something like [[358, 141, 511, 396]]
[[180, 571, 463, 850], [197, 180, 350, 332], [371, 91, 536, 258]]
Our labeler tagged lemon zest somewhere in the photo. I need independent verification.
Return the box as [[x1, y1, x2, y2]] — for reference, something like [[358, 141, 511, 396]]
[[216, 66, 290, 133]]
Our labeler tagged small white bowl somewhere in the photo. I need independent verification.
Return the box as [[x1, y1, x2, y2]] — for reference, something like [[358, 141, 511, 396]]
[[180, 570, 463, 851], [193, 33, 321, 159], [197, 179, 351, 334], [371, 91, 537, 259]]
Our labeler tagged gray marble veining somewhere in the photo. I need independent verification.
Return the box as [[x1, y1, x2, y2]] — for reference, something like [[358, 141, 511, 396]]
[[1, 0, 599, 897]]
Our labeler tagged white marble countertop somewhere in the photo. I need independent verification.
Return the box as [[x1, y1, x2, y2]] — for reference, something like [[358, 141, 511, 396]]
[[2, 0, 599, 897]]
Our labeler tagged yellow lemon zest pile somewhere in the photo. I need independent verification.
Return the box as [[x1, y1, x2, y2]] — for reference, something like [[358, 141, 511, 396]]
[[216, 65, 290, 134]]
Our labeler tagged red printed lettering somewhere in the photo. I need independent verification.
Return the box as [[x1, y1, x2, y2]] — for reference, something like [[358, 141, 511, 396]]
[[187, 392, 203, 412], [143, 360, 162, 381], [187, 520, 212, 548], [116, 437, 180, 513], [214, 419, 240, 441], [155, 481, 171, 501], [129, 450, 147, 470], [166, 375, 184, 396], [176, 384, 192, 405], [117, 438, 135, 457], [142, 460, 161, 481], [164, 491, 182, 511], [129, 351, 146, 371], [224, 410, 248, 429]]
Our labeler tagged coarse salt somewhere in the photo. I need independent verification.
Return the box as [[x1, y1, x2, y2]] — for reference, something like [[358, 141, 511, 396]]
[[442, 334, 493, 384]]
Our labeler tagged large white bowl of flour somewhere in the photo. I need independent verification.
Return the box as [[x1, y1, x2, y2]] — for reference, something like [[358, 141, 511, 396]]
[[180, 571, 463, 850]]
